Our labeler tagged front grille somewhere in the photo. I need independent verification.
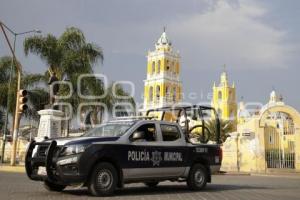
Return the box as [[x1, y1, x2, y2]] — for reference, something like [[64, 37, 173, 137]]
[[37, 145, 62, 158], [37, 145, 49, 157]]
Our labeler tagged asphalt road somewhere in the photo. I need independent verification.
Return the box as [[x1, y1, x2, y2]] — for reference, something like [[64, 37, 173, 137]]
[[0, 172, 300, 200]]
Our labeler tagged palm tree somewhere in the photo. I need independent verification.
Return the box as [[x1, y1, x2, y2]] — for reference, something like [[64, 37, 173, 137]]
[[0, 56, 49, 127], [24, 27, 103, 80], [206, 119, 235, 143], [24, 27, 135, 128]]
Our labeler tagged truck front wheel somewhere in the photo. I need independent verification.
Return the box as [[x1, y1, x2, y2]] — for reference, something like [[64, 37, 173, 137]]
[[43, 180, 66, 192], [187, 164, 207, 190], [88, 162, 118, 196]]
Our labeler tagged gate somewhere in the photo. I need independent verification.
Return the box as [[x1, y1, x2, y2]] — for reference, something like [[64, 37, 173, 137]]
[[265, 126, 295, 169]]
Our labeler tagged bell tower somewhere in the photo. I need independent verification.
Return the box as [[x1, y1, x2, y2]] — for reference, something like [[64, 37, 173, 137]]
[[143, 29, 182, 110], [212, 68, 237, 125]]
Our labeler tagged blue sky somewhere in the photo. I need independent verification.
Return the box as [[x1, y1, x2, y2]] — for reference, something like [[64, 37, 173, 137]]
[[1, 0, 300, 110]]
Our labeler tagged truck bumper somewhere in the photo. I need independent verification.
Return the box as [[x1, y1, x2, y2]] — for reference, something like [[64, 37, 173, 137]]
[[25, 140, 86, 185]]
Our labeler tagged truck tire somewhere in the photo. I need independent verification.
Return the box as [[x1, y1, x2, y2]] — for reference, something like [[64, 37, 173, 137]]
[[43, 180, 66, 192], [88, 162, 118, 196], [144, 181, 159, 187], [187, 164, 207, 190]]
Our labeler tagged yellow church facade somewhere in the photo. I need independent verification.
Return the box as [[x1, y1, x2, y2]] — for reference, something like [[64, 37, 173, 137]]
[[211, 70, 237, 128], [143, 30, 182, 110], [221, 91, 300, 173]]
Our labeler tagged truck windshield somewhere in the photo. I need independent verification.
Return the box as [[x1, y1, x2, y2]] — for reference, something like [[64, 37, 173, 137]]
[[83, 122, 134, 137]]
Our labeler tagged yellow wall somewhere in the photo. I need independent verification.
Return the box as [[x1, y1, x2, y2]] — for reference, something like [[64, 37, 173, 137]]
[[221, 105, 300, 173]]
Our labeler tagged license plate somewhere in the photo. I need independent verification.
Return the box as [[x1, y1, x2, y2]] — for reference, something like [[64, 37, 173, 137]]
[[37, 167, 47, 176]]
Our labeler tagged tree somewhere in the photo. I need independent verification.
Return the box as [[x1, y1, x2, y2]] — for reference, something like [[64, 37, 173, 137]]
[[206, 119, 235, 143], [24, 27, 135, 128], [24, 27, 103, 80], [0, 56, 48, 122]]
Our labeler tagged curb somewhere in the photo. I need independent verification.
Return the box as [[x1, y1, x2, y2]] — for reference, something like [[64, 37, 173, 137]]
[[0, 165, 25, 173], [215, 171, 251, 176], [216, 171, 300, 178], [251, 173, 300, 179]]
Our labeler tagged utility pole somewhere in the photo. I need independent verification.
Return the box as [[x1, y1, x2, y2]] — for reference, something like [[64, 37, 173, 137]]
[[0, 21, 41, 165]]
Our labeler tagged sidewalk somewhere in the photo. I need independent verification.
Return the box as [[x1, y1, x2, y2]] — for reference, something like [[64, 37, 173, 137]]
[[216, 171, 250, 176], [0, 164, 25, 173], [252, 172, 300, 179], [217, 171, 300, 178]]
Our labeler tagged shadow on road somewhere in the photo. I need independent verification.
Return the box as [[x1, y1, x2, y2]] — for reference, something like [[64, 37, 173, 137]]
[[62, 183, 268, 197]]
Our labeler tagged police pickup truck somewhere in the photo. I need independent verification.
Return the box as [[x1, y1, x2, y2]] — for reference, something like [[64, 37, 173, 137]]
[[25, 106, 222, 196]]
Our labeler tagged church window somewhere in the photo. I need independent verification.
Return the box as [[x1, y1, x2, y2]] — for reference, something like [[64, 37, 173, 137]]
[[166, 60, 170, 71], [149, 86, 153, 102], [172, 61, 175, 74], [218, 91, 222, 101], [173, 87, 177, 102], [157, 60, 161, 74], [156, 85, 160, 101], [176, 62, 179, 74], [166, 86, 170, 99], [152, 61, 155, 74]]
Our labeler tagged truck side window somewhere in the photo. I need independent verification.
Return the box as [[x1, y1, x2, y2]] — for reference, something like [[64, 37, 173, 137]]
[[161, 124, 181, 141], [132, 123, 157, 142]]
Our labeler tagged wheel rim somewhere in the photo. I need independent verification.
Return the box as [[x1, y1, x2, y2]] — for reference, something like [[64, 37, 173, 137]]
[[194, 170, 204, 186], [96, 169, 113, 189]]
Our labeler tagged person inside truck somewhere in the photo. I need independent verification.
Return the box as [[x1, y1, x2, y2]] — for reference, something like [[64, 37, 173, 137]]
[[134, 124, 156, 142]]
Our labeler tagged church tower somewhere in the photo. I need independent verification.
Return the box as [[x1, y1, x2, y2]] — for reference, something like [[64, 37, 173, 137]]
[[143, 29, 182, 110], [212, 69, 237, 125]]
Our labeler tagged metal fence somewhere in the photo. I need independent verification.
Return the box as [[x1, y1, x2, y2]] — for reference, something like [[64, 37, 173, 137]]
[[265, 127, 295, 169]]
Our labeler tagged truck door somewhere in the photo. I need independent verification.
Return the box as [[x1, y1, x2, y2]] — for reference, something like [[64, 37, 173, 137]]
[[124, 122, 163, 180], [158, 124, 187, 177]]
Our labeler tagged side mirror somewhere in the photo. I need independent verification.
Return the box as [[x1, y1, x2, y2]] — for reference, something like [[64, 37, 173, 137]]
[[132, 131, 145, 141]]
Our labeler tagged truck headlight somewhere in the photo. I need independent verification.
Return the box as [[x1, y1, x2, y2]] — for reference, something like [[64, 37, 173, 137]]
[[60, 144, 87, 156]]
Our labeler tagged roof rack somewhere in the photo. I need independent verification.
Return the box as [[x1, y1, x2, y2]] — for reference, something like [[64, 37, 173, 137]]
[[112, 116, 157, 121], [145, 104, 221, 144]]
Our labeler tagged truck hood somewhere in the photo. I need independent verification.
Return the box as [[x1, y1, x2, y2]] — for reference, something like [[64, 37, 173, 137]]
[[45, 136, 120, 146]]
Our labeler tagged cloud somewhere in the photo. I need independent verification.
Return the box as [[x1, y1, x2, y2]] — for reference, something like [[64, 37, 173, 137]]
[[168, 0, 290, 69]]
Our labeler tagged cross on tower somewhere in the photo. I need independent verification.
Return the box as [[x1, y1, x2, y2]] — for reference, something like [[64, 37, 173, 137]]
[[223, 64, 226, 72]]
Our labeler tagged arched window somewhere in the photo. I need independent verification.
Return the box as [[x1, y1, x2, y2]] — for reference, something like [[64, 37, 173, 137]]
[[157, 60, 161, 74], [166, 86, 170, 100], [172, 61, 175, 74], [218, 91, 222, 101], [152, 61, 155, 74], [156, 85, 160, 101], [166, 60, 170, 71], [149, 86, 153, 102], [173, 87, 177, 102], [228, 91, 232, 101]]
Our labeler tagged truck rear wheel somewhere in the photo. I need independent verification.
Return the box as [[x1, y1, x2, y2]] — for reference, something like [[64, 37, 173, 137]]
[[43, 180, 66, 192], [187, 164, 207, 190], [144, 181, 159, 187], [88, 162, 118, 196]]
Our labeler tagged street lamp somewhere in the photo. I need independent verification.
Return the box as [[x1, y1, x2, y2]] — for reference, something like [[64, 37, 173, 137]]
[[0, 21, 41, 164]]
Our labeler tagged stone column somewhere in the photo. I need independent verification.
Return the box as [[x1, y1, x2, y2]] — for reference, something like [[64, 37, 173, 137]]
[[36, 109, 64, 141], [295, 126, 300, 172]]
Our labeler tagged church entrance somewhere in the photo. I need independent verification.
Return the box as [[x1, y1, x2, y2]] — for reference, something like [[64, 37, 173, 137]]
[[264, 113, 295, 169]]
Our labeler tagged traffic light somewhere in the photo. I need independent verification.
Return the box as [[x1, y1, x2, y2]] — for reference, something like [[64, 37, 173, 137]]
[[18, 89, 28, 113]]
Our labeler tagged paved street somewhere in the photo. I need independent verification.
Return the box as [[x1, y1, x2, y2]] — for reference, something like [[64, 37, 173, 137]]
[[1, 172, 300, 200]]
